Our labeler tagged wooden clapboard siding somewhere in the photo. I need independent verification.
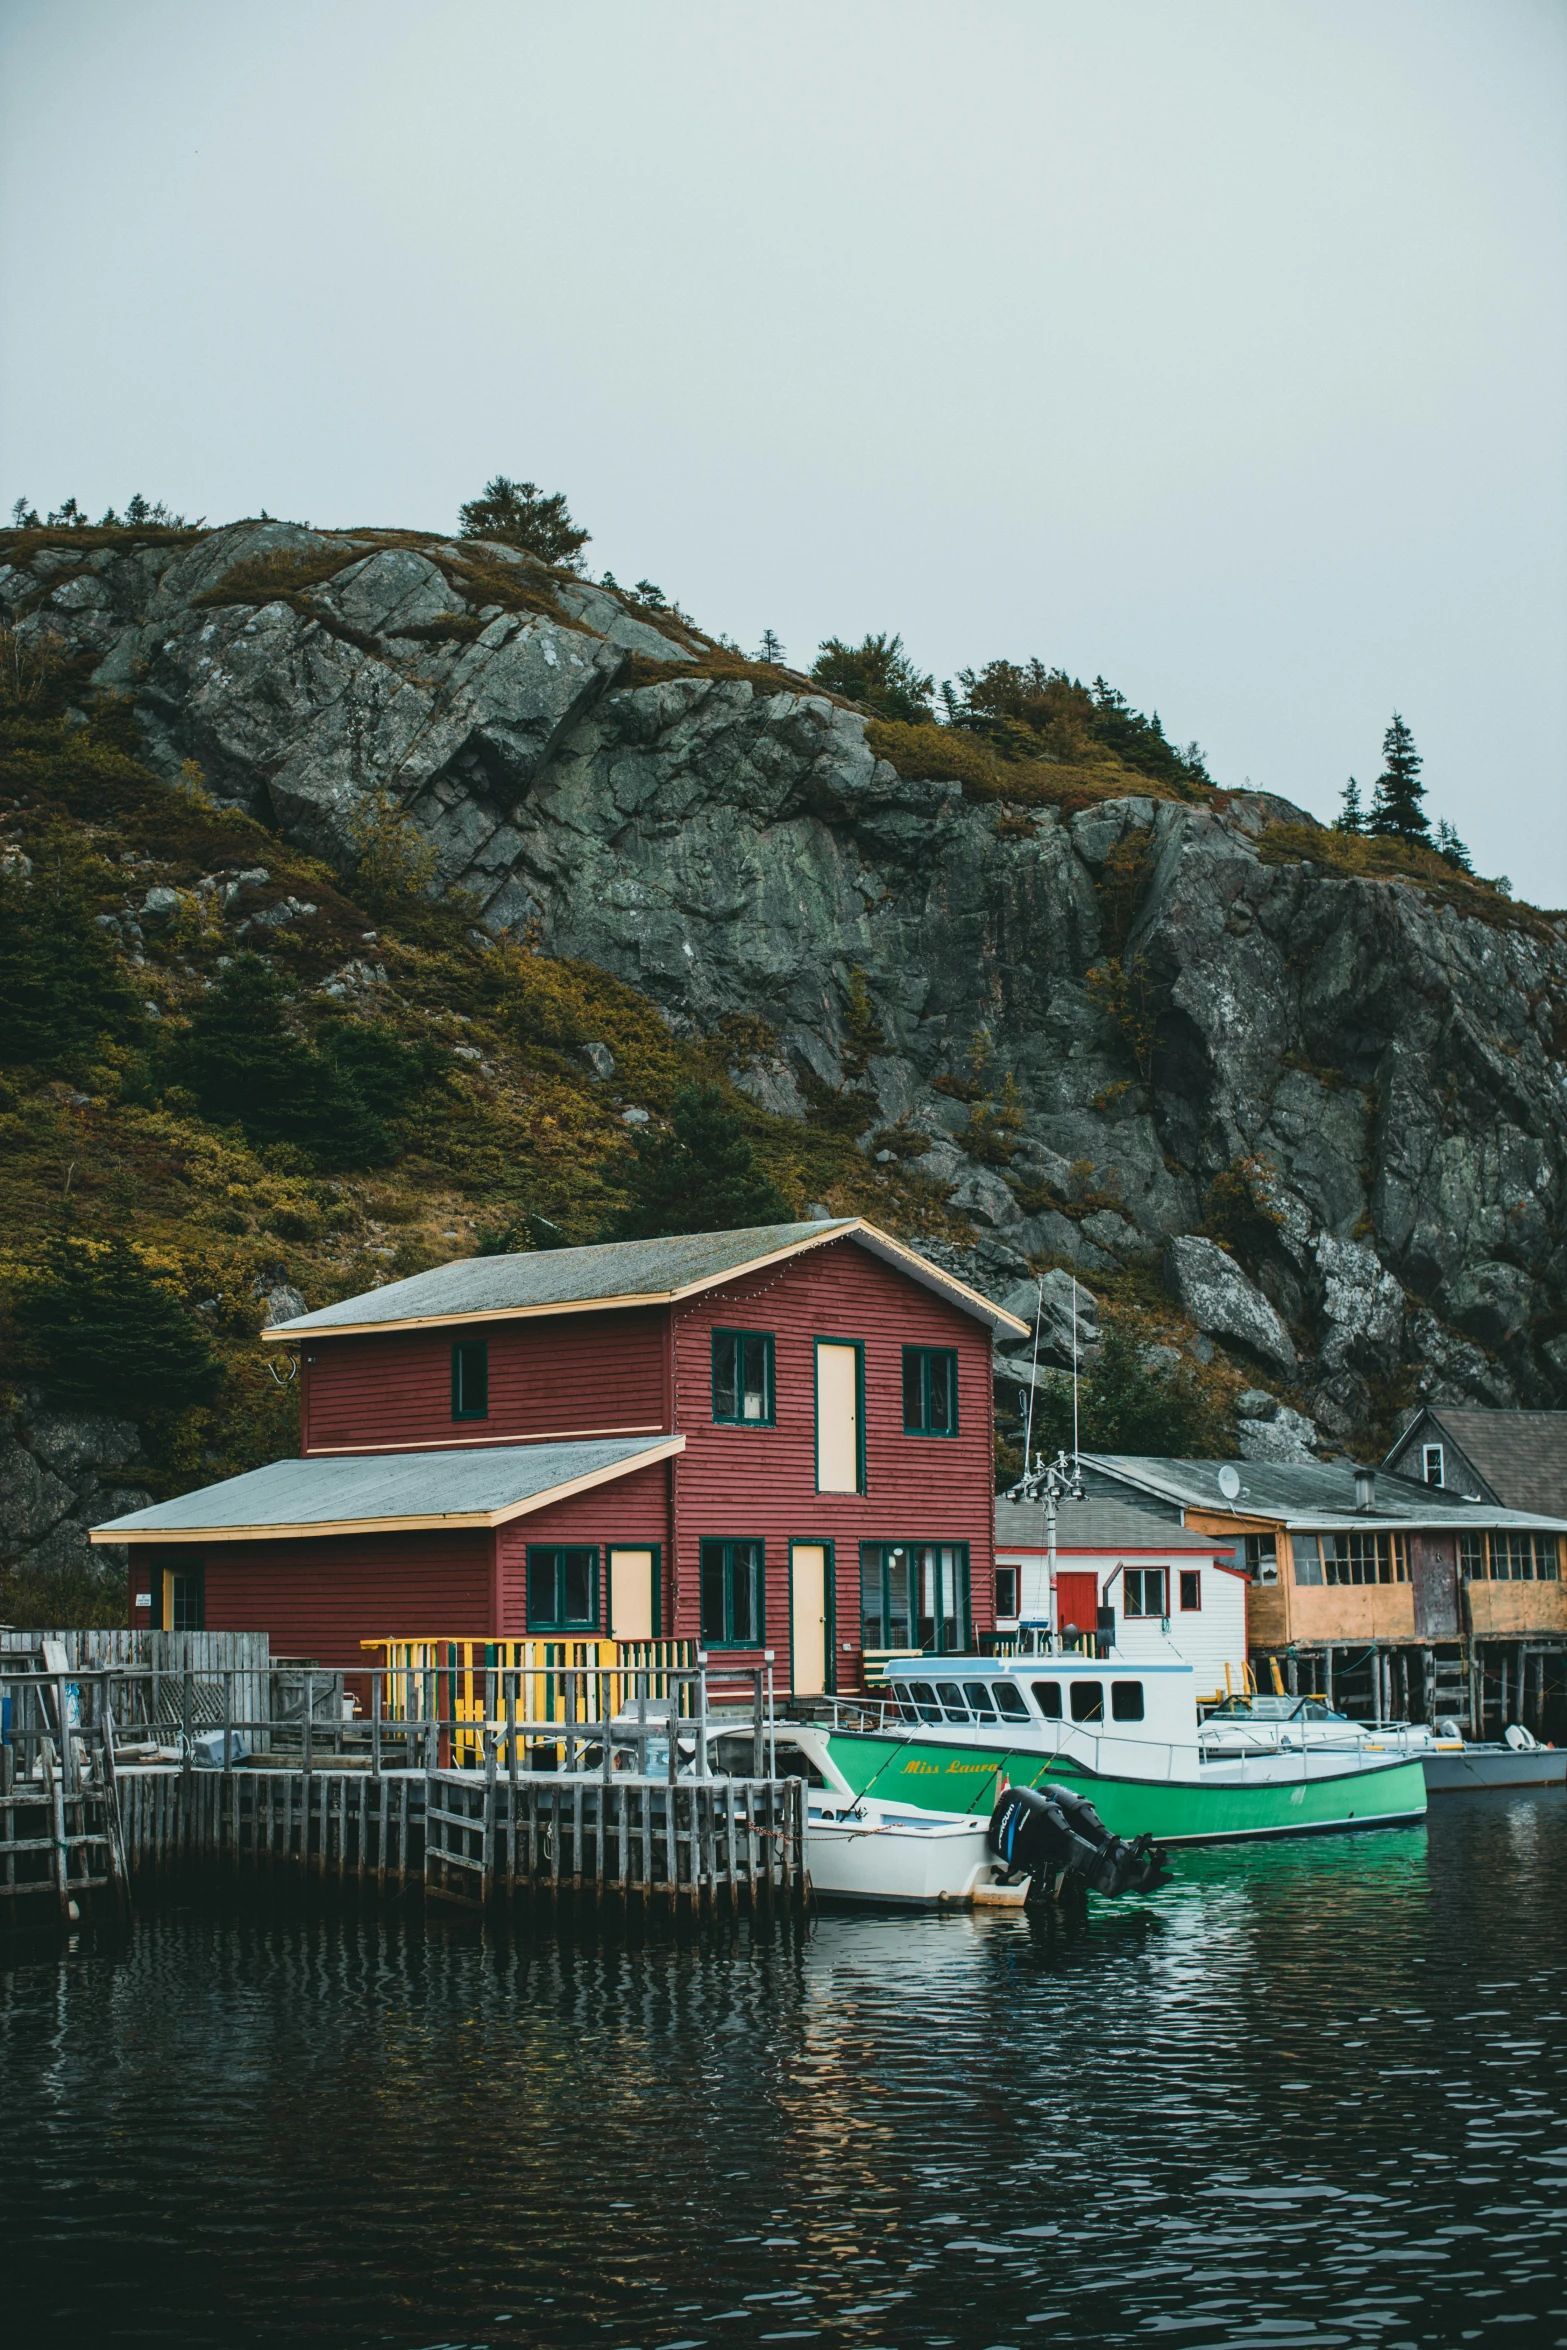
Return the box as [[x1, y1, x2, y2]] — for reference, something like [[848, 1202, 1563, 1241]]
[[200, 1530, 494, 1661], [493, 1460, 673, 1636], [669, 1237, 996, 1680], [299, 1306, 667, 1455]]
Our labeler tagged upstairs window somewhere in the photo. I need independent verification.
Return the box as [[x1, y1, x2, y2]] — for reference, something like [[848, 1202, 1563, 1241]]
[[712, 1329, 774, 1426], [527, 1545, 599, 1631], [700, 1538, 764, 1647], [451, 1339, 488, 1421], [1490, 1532, 1558, 1583], [1179, 1570, 1202, 1612], [1422, 1443, 1445, 1488], [1459, 1532, 1486, 1581], [1123, 1568, 1167, 1619], [1244, 1534, 1277, 1577], [902, 1346, 958, 1436]]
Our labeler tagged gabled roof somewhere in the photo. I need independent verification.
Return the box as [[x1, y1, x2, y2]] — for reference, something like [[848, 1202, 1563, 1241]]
[[1081, 1453, 1567, 1534], [1385, 1407, 1567, 1517], [89, 1434, 683, 1545], [262, 1218, 1030, 1342], [995, 1496, 1223, 1554]]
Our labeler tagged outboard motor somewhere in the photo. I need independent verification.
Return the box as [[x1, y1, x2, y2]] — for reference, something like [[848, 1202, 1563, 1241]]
[[988, 1782, 1169, 1900]]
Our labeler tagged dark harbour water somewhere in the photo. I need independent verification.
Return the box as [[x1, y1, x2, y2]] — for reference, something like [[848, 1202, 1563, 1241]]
[[4, 1796, 1566, 2350]]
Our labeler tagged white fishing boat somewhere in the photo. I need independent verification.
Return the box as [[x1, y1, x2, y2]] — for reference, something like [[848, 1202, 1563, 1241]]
[[1418, 1722, 1567, 1791]]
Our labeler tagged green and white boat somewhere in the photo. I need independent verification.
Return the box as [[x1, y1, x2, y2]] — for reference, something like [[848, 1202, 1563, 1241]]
[[805, 1654, 1428, 1855]]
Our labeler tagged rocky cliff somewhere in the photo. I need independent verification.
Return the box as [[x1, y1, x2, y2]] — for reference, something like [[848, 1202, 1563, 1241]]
[[7, 517, 1566, 1462]]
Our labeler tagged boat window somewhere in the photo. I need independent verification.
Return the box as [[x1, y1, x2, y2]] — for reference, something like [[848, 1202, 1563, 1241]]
[[963, 1681, 998, 1720], [1070, 1681, 1105, 1723], [1297, 1699, 1350, 1723], [993, 1681, 1030, 1721], [1111, 1681, 1144, 1722], [906, 1680, 941, 1723], [773, 1742, 827, 1788], [889, 1680, 919, 1723], [934, 1681, 969, 1722], [1032, 1680, 1064, 1720]]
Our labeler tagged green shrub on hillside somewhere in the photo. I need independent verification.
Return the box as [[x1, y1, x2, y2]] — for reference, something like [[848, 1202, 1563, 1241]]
[[11, 1232, 220, 1417], [1026, 1324, 1232, 1458], [0, 830, 143, 1073], [601, 1085, 792, 1240], [163, 955, 400, 1167], [458, 475, 590, 568], [810, 633, 935, 724]]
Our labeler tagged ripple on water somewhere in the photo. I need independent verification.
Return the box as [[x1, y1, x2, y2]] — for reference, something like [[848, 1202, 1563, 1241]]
[[1, 1799, 1565, 2347]]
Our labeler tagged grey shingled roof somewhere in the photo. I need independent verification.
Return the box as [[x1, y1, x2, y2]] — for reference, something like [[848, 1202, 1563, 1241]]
[[90, 1435, 681, 1542], [1083, 1453, 1567, 1534], [263, 1219, 1028, 1340], [1405, 1409, 1567, 1517], [995, 1496, 1222, 1553]]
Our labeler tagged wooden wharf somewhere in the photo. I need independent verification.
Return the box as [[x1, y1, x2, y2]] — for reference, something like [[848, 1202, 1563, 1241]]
[[1, 1644, 806, 1944]]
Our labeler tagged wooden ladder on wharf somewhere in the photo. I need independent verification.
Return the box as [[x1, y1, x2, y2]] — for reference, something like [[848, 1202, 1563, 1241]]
[[0, 1643, 131, 1942]]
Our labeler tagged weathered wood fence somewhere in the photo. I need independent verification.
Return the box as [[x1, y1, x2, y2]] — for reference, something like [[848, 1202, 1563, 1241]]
[[1, 1645, 805, 1941]]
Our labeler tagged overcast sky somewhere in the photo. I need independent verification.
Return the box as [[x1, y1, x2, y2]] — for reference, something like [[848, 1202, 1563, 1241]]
[[4, 0, 1564, 900]]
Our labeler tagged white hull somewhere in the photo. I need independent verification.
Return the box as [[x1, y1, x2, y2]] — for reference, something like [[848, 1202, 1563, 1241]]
[[1423, 1746, 1567, 1792], [806, 1801, 1004, 1907]]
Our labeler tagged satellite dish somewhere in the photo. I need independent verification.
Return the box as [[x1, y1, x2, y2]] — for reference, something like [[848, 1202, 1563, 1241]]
[[1217, 1465, 1242, 1501]]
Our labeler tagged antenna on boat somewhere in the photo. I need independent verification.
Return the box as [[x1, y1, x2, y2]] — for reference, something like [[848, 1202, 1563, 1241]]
[[1071, 1274, 1080, 1465], [1023, 1276, 1042, 1470]]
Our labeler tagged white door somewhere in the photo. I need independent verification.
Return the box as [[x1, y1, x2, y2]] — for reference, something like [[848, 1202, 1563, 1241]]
[[791, 1544, 828, 1696], [609, 1548, 655, 1641], [815, 1341, 860, 1492]]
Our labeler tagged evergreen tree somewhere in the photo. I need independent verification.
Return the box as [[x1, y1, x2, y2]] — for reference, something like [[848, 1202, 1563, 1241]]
[[1335, 777, 1365, 834], [810, 633, 934, 725], [1024, 1326, 1230, 1460], [458, 475, 590, 567], [0, 832, 141, 1072], [1433, 818, 1474, 874], [758, 629, 785, 665], [12, 1232, 220, 1416], [602, 1085, 791, 1241], [1368, 713, 1429, 841], [165, 954, 394, 1167]]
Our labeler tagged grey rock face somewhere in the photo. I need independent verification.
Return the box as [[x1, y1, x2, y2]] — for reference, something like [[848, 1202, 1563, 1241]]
[[8, 521, 1565, 1427], [0, 1404, 149, 1585], [1165, 1235, 1298, 1372]]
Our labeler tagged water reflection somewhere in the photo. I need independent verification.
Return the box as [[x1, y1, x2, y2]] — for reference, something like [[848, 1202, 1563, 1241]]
[[3, 1798, 1564, 2348]]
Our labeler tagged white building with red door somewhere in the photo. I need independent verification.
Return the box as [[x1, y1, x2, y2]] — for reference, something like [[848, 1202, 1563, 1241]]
[[993, 1495, 1249, 1704]]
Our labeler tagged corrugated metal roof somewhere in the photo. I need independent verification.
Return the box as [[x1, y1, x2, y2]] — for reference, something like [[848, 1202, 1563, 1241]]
[[262, 1218, 1029, 1341], [1083, 1453, 1567, 1533], [1401, 1408, 1567, 1517], [995, 1496, 1220, 1553], [90, 1435, 681, 1542]]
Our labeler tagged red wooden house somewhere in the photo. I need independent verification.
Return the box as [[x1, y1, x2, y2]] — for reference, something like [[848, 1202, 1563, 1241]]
[[97, 1219, 1026, 1693]]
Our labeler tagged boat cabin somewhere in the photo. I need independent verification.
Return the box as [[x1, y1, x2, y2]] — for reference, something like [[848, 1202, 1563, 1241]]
[[883, 1656, 1198, 1748]]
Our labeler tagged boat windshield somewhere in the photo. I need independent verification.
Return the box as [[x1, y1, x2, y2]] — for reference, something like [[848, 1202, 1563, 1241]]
[[1205, 1696, 1352, 1723]]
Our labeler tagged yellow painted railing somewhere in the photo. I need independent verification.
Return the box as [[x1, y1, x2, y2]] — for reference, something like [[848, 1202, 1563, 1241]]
[[360, 1637, 698, 1765]]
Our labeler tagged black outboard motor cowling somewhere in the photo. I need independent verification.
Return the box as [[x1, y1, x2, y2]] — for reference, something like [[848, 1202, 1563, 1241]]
[[987, 1782, 1169, 1899]]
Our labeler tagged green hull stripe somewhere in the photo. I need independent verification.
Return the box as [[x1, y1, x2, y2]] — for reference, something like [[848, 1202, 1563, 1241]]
[[825, 1730, 1429, 1844]]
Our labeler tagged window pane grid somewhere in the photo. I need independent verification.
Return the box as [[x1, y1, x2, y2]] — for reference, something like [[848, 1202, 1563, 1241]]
[[700, 1538, 764, 1645], [712, 1330, 775, 1426], [526, 1546, 599, 1631], [901, 1347, 958, 1436], [860, 1541, 971, 1653]]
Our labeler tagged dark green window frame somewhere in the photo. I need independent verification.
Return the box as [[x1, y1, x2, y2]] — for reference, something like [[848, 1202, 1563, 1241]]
[[902, 1345, 958, 1437], [451, 1338, 488, 1421], [526, 1545, 600, 1632], [700, 1538, 765, 1648], [858, 1541, 972, 1655], [711, 1328, 775, 1427]]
